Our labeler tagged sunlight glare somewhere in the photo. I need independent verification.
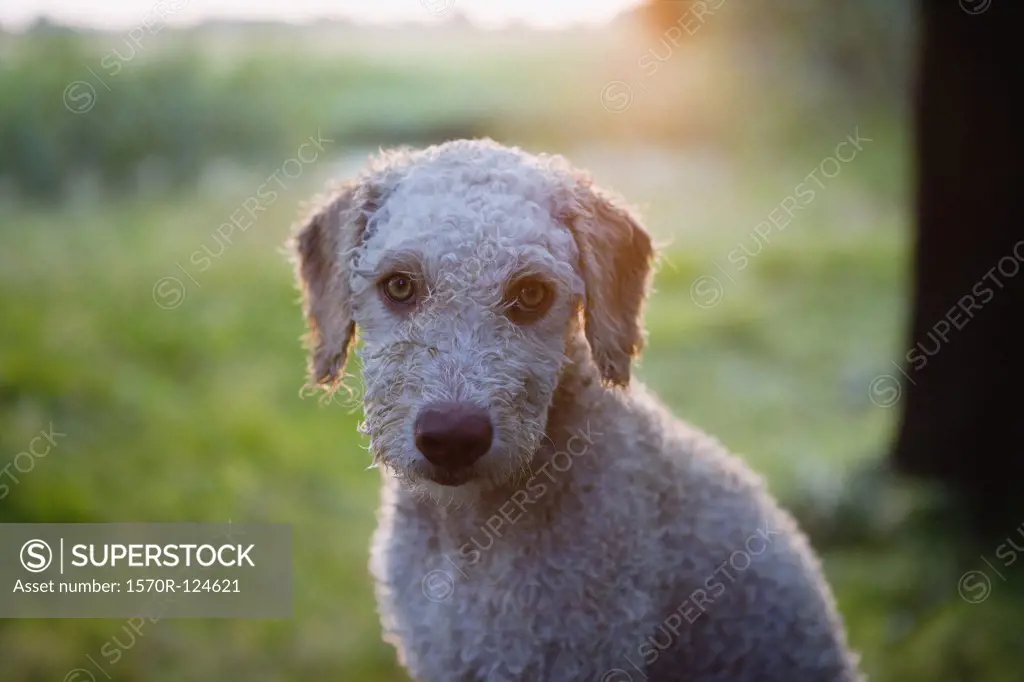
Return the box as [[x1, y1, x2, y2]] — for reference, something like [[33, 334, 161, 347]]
[[1, 0, 646, 30]]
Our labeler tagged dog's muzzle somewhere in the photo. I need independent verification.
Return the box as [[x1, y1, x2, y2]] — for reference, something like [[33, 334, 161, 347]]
[[414, 402, 493, 483]]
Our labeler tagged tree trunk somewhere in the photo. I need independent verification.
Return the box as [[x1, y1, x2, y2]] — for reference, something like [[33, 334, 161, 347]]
[[892, 0, 1024, 532]]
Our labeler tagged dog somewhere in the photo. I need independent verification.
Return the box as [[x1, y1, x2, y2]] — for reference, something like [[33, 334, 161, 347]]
[[289, 139, 862, 681]]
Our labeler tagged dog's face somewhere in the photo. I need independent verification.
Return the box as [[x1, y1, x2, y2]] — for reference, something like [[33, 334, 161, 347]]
[[351, 183, 583, 495], [291, 140, 652, 500]]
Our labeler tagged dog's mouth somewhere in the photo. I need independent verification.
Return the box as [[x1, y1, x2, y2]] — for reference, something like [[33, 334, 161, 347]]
[[423, 466, 474, 487]]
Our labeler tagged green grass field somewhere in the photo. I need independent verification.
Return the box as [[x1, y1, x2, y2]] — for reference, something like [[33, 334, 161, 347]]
[[4, 138, 1023, 682], [0, 136, 904, 680], [3, 16, 1023, 681]]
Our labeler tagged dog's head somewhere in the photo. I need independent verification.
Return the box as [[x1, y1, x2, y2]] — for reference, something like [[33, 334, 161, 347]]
[[290, 140, 652, 499]]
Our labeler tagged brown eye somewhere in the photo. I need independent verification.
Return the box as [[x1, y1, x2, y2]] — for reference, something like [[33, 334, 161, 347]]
[[515, 281, 548, 310], [382, 274, 416, 303]]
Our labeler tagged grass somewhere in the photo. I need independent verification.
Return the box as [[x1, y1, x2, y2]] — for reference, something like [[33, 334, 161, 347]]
[[0, 137, 919, 680], [4, 18, 1020, 682], [1, 179, 397, 679]]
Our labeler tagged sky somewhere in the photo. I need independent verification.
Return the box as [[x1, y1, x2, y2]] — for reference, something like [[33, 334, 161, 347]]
[[0, 0, 645, 30]]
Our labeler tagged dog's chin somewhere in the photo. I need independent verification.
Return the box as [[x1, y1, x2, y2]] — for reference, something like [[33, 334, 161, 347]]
[[388, 461, 506, 506], [402, 473, 491, 506]]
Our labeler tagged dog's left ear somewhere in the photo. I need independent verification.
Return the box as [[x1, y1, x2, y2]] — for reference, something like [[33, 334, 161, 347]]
[[563, 176, 654, 387]]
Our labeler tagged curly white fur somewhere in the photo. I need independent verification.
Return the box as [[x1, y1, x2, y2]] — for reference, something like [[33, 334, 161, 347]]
[[290, 139, 863, 681]]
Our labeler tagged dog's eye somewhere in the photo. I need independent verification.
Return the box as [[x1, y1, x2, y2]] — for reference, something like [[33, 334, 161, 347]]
[[514, 281, 548, 310], [382, 274, 416, 303], [506, 278, 552, 324]]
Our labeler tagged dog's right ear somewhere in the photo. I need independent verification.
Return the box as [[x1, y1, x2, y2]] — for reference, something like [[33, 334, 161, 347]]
[[290, 179, 379, 389]]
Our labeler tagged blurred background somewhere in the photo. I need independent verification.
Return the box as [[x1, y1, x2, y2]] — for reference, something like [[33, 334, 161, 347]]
[[1, 0, 1020, 680]]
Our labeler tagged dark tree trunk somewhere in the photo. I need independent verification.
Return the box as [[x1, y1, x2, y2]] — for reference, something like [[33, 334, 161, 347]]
[[893, 0, 1024, 533]]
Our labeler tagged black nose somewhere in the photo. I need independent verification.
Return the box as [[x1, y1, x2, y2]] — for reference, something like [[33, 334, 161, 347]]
[[414, 402, 493, 470]]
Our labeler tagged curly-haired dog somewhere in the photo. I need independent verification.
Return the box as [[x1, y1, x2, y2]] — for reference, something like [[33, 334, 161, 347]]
[[289, 139, 862, 681]]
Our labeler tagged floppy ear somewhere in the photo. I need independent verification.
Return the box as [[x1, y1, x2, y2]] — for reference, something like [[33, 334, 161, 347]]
[[564, 177, 654, 387], [289, 179, 379, 388]]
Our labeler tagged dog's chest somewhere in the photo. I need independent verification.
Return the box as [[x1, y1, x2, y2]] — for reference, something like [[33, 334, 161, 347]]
[[371, 503, 660, 681]]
